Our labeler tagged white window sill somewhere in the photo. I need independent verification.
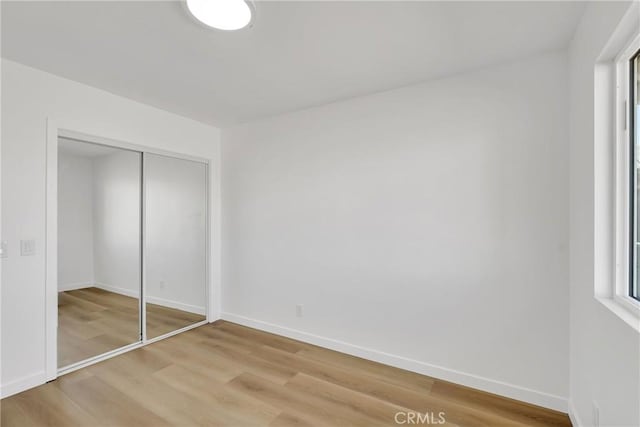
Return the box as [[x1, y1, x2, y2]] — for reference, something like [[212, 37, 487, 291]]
[[596, 295, 640, 333]]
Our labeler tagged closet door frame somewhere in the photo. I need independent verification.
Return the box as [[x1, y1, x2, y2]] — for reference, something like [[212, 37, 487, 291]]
[[46, 121, 211, 381]]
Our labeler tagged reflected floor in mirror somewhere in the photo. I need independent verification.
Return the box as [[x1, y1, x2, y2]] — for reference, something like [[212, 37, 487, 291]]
[[58, 287, 205, 367]]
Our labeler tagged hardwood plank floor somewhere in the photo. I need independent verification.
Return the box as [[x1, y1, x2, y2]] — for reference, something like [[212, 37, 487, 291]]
[[58, 287, 205, 367], [2, 321, 571, 427]]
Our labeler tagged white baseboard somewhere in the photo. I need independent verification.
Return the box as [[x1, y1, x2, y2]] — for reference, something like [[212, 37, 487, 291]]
[[94, 282, 205, 315], [0, 371, 46, 399], [94, 282, 138, 298], [146, 296, 205, 316], [58, 281, 93, 292], [221, 312, 568, 413], [568, 400, 583, 427]]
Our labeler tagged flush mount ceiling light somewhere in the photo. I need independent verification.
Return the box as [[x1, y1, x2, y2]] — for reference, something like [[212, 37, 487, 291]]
[[186, 0, 253, 31]]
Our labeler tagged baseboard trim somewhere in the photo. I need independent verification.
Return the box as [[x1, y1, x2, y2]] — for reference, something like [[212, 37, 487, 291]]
[[146, 296, 205, 316], [0, 371, 47, 399], [94, 283, 204, 315], [568, 400, 583, 427], [221, 312, 568, 413], [94, 282, 138, 298], [58, 281, 93, 292]]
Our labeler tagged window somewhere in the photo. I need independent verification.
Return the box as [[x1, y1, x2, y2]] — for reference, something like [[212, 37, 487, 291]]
[[613, 31, 640, 319], [631, 50, 640, 301], [600, 12, 640, 328]]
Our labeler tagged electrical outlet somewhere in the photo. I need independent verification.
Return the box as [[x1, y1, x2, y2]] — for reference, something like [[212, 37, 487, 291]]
[[296, 304, 303, 317], [0, 240, 7, 258], [159, 281, 166, 290], [20, 239, 36, 256], [593, 402, 600, 427]]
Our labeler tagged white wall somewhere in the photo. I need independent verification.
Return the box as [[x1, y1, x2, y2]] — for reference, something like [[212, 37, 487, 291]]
[[0, 58, 221, 397], [221, 51, 570, 410], [93, 150, 141, 297], [58, 147, 206, 314], [58, 151, 94, 289], [145, 154, 207, 315], [568, 2, 640, 426], [92, 151, 207, 314]]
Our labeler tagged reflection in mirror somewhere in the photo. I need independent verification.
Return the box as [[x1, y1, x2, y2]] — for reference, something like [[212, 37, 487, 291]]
[[145, 154, 207, 338], [57, 137, 141, 368]]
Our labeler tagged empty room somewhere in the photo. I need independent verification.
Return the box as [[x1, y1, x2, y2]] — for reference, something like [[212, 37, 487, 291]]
[[0, 1, 639, 426]]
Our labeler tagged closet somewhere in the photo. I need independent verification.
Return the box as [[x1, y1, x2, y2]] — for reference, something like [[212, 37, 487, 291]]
[[57, 136, 208, 370]]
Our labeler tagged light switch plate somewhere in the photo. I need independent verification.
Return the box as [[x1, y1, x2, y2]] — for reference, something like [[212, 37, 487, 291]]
[[20, 239, 36, 256], [0, 240, 7, 258]]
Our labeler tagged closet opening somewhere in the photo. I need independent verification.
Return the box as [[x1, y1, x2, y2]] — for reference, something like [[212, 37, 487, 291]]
[[49, 128, 210, 377]]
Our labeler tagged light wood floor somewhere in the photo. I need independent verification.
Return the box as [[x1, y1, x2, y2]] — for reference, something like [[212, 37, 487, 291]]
[[58, 287, 205, 367], [3, 320, 570, 427]]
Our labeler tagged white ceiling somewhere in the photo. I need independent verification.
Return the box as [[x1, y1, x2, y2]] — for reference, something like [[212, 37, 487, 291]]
[[2, 1, 585, 127]]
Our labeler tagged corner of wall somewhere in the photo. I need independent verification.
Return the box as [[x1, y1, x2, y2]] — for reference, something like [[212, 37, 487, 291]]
[[568, 399, 584, 427]]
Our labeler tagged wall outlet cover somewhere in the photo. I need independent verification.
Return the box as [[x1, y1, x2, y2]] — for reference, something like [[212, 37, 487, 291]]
[[20, 239, 36, 256]]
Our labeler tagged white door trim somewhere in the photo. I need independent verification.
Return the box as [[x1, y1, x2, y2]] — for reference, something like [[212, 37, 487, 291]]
[[45, 119, 59, 381]]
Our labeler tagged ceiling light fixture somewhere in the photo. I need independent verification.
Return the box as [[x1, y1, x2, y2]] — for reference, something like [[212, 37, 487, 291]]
[[186, 0, 253, 31]]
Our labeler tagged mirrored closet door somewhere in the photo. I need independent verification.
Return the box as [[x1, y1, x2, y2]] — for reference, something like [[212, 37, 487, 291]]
[[57, 138, 142, 368], [57, 137, 208, 371], [144, 154, 207, 339]]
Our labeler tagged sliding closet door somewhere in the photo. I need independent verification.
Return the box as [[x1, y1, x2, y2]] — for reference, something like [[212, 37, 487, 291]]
[[144, 154, 207, 339], [57, 138, 142, 368]]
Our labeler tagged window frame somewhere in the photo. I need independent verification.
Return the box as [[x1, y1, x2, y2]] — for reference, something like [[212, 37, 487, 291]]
[[614, 32, 640, 314], [630, 49, 640, 301]]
